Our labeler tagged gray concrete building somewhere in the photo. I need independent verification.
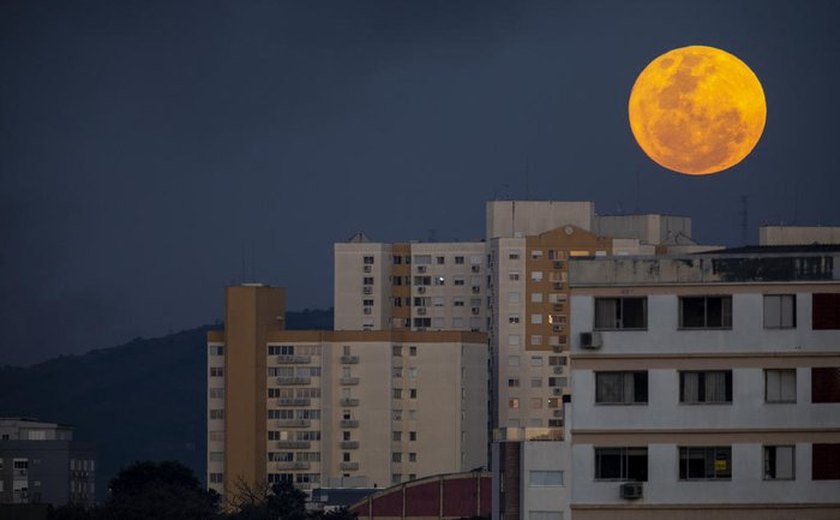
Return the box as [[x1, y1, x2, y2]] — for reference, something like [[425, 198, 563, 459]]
[[0, 418, 96, 507]]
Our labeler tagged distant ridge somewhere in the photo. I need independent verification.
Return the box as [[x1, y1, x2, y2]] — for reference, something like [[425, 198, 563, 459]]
[[0, 307, 334, 501]]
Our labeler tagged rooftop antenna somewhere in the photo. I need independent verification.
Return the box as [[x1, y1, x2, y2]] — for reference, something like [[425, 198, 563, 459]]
[[739, 195, 749, 245], [524, 158, 530, 200]]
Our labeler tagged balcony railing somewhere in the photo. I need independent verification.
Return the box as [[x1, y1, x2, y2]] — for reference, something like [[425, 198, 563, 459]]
[[275, 461, 311, 470], [276, 419, 311, 428], [276, 355, 312, 364], [339, 397, 360, 407], [341, 355, 360, 364], [340, 462, 359, 471], [340, 419, 359, 429], [277, 440, 310, 449], [340, 441, 359, 449], [277, 377, 312, 386], [340, 377, 359, 386], [278, 398, 311, 407]]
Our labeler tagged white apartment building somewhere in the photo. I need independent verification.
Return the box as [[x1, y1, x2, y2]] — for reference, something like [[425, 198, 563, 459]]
[[207, 285, 488, 501], [567, 248, 840, 519], [334, 234, 488, 333]]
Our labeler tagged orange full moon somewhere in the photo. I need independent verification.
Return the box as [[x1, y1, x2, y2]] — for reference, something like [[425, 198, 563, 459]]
[[628, 45, 766, 175]]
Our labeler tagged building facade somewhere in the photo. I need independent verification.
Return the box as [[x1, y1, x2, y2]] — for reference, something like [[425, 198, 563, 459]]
[[207, 285, 488, 502], [0, 418, 95, 507], [334, 234, 488, 333], [567, 249, 840, 519]]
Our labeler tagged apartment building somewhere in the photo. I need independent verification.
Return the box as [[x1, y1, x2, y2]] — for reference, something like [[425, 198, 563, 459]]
[[207, 285, 488, 501], [567, 248, 840, 519], [0, 418, 96, 507], [334, 233, 488, 333]]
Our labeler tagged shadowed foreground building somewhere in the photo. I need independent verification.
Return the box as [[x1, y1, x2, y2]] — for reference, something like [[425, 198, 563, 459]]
[[564, 247, 840, 519], [206, 285, 488, 501], [0, 418, 95, 507]]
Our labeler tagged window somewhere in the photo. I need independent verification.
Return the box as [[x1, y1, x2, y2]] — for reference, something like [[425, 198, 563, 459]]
[[508, 335, 520, 346], [363, 277, 374, 285], [392, 346, 402, 357], [209, 388, 224, 399], [594, 297, 647, 330], [508, 378, 520, 387], [763, 446, 794, 480], [409, 346, 417, 356], [454, 298, 465, 307], [530, 470, 564, 486], [812, 444, 840, 480], [764, 295, 796, 329], [509, 398, 520, 409], [509, 251, 520, 260], [531, 378, 542, 388], [454, 276, 465, 286], [530, 356, 544, 367], [209, 367, 224, 377], [363, 256, 374, 265], [209, 473, 223, 484], [509, 272, 521, 281], [409, 389, 417, 399], [209, 345, 224, 356], [392, 452, 402, 463], [530, 314, 543, 324], [531, 271, 543, 282], [455, 256, 465, 265], [812, 293, 840, 329], [409, 431, 417, 441], [393, 389, 403, 399], [508, 356, 520, 367], [435, 256, 445, 265], [594, 448, 648, 481], [392, 431, 401, 442], [509, 292, 521, 303], [679, 447, 731, 480], [209, 409, 224, 420], [679, 370, 732, 404], [812, 367, 840, 403], [679, 296, 732, 329], [531, 292, 543, 303], [595, 372, 648, 404], [409, 453, 417, 462], [509, 315, 520, 324], [765, 369, 796, 403]]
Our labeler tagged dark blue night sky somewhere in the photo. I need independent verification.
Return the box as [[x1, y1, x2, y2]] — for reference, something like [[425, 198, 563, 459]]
[[2, 0, 839, 364]]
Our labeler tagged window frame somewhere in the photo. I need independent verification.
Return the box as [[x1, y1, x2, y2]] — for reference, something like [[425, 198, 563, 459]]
[[678, 446, 732, 481], [764, 368, 797, 403], [763, 445, 795, 481], [678, 295, 733, 330], [679, 370, 733, 405], [594, 371, 648, 405], [593, 447, 648, 482], [763, 294, 796, 329], [593, 297, 648, 331]]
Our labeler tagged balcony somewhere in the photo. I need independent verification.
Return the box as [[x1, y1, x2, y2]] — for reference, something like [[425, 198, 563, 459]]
[[277, 376, 312, 386], [278, 398, 311, 407], [341, 355, 360, 364], [340, 441, 359, 449], [340, 462, 359, 471], [340, 419, 359, 429], [339, 397, 360, 407], [275, 461, 311, 471], [493, 426, 564, 442], [276, 355, 311, 364], [340, 377, 359, 386], [276, 419, 311, 428], [277, 440, 310, 449]]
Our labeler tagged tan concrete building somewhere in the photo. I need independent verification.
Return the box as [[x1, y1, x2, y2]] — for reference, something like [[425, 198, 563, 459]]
[[334, 234, 488, 333], [207, 284, 488, 501], [760, 225, 840, 245]]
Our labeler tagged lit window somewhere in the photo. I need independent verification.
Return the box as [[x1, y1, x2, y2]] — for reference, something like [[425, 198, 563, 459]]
[[679, 446, 731, 480], [509, 398, 520, 409]]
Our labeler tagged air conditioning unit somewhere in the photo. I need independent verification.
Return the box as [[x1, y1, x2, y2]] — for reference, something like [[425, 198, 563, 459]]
[[580, 331, 602, 349], [620, 482, 643, 500], [417, 286, 426, 294]]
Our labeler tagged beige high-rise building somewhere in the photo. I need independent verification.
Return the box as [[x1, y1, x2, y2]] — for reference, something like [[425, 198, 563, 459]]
[[207, 284, 488, 502], [334, 233, 488, 333]]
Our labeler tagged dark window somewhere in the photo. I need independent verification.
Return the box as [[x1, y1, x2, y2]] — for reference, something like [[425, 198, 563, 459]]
[[595, 372, 648, 404], [812, 367, 840, 403], [679, 371, 732, 404], [763, 294, 796, 329], [812, 293, 840, 330], [594, 447, 648, 481], [679, 296, 732, 329], [812, 444, 840, 480], [363, 256, 374, 265], [679, 447, 731, 480], [594, 297, 647, 330]]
